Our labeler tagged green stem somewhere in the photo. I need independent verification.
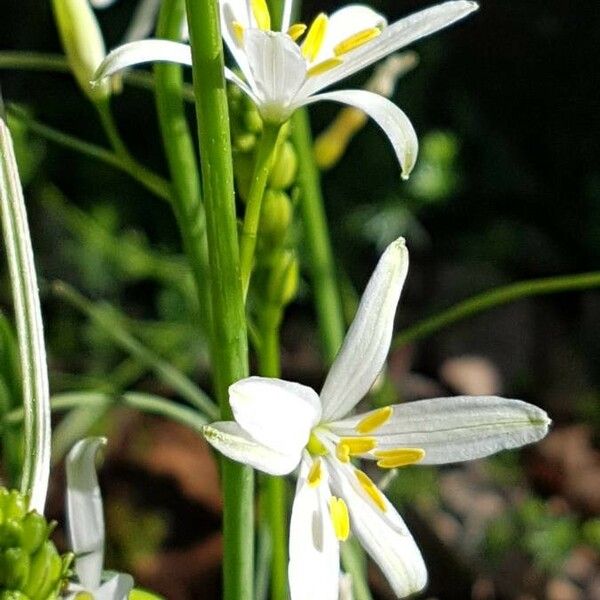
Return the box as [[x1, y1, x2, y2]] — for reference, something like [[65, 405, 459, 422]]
[[291, 109, 345, 361], [0, 51, 68, 72], [154, 0, 213, 345], [394, 271, 600, 349], [6, 105, 172, 202], [185, 0, 253, 598], [239, 123, 281, 299], [258, 308, 288, 600], [95, 99, 132, 160]]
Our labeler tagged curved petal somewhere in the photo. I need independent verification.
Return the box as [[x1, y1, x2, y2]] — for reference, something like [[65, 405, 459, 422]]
[[302, 89, 418, 178], [90, 0, 117, 8], [319, 238, 409, 422], [203, 421, 303, 475], [220, 0, 256, 86], [66, 437, 107, 590], [328, 460, 427, 597], [244, 30, 307, 122], [123, 0, 162, 42], [229, 376, 321, 455], [95, 573, 135, 600], [330, 396, 551, 464], [289, 456, 339, 600], [94, 39, 192, 82], [299, 0, 478, 97], [314, 5, 387, 64]]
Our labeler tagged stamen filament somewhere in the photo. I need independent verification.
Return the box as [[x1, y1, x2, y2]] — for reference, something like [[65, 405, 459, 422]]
[[355, 469, 387, 512], [374, 448, 425, 468], [355, 406, 393, 434], [287, 23, 307, 41], [334, 27, 381, 56], [329, 496, 350, 541], [301, 13, 328, 62], [307, 458, 323, 488], [250, 0, 271, 31], [307, 58, 343, 78]]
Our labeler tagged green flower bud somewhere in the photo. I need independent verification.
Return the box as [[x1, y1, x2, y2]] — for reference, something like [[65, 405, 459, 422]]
[[2, 548, 31, 589], [268, 141, 298, 190], [259, 190, 292, 249], [52, 0, 110, 102], [267, 251, 299, 307]]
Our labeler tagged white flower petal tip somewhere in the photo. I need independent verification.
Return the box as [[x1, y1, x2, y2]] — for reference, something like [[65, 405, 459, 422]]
[[202, 422, 302, 475]]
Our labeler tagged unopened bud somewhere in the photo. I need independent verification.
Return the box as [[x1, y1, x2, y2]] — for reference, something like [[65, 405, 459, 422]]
[[267, 251, 299, 307], [268, 141, 298, 190], [52, 0, 110, 102], [259, 190, 292, 249]]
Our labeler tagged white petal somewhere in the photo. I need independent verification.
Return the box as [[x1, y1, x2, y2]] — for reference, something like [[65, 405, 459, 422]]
[[229, 376, 321, 455], [90, 0, 117, 8], [280, 0, 295, 32], [66, 437, 107, 590], [302, 89, 418, 178], [314, 5, 387, 64], [95, 573, 135, 600], [331, 396, 551, 464], [244, 30, 307, 122], [299, 0, 478, 97], [320, 238, 409, 422], [328, 461, 427, 597], [123, 0, 162, 42], [203, 421, 302, 475], [220, 0, 256, 86], [94, 39, 192, 81], [289, 457, 339, 600]]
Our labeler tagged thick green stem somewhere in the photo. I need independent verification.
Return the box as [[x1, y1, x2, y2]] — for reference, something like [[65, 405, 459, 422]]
[[240, 123, 281, 299], [185, 1, 253, 598], [291, 109, 345, 361], [155, 0, 213, 344], [394, 271, 600, 349]]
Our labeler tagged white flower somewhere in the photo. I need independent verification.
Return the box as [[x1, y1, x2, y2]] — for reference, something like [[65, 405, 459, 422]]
[[94, 0, 478, 178], [202, 237, 551, 599], [65, 437, 134, 600]]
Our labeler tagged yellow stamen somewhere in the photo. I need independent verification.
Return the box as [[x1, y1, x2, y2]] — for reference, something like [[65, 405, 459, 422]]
[[301, 13, 328, 61], [307, 458, 323, 488], [329, 496, 350, 541], [355, 469, 387, 512], [250, 0, 271, 31], [374, 448, 425, 469], [336, 443, 350, 463], [287, 23, 307, 41], [333, 27, 381, 56], [306, 57, 343, 77], [232, 21, 245, 45], [338, 436, 376, 455], [355, 406, 393, 434], [307, 432, 328, 456]]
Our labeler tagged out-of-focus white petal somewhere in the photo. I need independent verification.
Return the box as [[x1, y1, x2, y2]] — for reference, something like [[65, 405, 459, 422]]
[[229, 376, 321, 455], [319, 238, 409, 422], [203, 421, 303, 475], [66, 437, 107, 590], [90, 0, 117, 8], [95, 573, 135, 600], [299, 1, 478, 97], [328, 461, 427, 598], [123, 0, 162, 42], [94, 39, 192, 81], [331, 396, 551, 464], [314, 5, 387, 64], [244, 30, 307, 122], [289, 457, 339, 600], [280, 0, 295, 32], [302, 89, 418, 178]]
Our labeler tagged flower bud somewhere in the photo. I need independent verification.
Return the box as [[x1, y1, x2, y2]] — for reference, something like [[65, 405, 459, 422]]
[[52, 0, 110, 102], [268, 141, 298, 190], [259, 190, 292, 249], [267, 251, 299, 307]]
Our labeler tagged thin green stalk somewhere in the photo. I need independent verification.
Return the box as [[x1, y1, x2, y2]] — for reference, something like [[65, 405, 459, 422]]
[[291, 109, 345, 360], [0, 118, 50, 513], [95, 99, 132, 160], [185, 1, 253, 598], [394, 271, 600, 349], [240, 123, 282, 299], [7, 105, 172, 202], [258, 308, 288, 600]]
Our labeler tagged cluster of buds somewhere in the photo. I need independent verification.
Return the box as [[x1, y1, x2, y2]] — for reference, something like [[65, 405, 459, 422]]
[[0, 488, 72, 599]]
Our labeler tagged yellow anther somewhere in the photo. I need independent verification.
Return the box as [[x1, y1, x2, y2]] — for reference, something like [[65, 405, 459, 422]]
[[306, 57, 343, 78], [329, 496, 350, 541], [232, 21, 245, 45], [336, 443, 350, 463], [250, 0, 271, 31], [338, 437, 377, 455], [333, 27, 381, 57], [307, 432, 328, 456], [287, 23, 307, 41], [374, 448, 425, 469], [355, 469, 387, 512], [307, 458, 323, 488], [355, 406, 393, 434], [301, 13, 328, 62]]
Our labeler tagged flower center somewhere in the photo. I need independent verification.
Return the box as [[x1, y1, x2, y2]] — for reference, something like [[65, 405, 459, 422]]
[[307, 431, 328, 456]]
